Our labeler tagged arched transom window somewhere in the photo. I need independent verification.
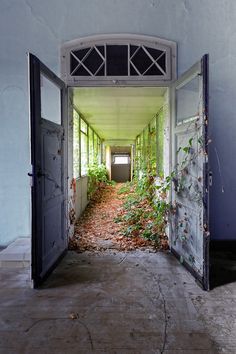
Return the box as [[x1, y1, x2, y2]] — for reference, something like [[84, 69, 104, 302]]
[[61, 34, 176, 86]]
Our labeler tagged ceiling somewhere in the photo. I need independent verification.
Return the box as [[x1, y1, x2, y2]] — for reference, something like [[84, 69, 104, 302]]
[[73, 87, 166, 145]]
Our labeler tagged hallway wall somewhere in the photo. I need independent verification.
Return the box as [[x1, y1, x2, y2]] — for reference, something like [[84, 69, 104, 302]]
[[0, 0, 235, 244], [75, 177, 89, 219]]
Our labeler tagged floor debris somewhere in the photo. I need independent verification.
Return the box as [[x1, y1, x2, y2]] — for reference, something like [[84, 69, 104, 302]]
[[69, 183, 165, 252]]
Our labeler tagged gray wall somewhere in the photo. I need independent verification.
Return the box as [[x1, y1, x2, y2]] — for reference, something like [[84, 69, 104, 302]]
[[0, 0, 236, 244], [75, 177, 89, 219]]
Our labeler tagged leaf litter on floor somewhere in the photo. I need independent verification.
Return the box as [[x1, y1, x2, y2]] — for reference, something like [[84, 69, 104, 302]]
[[69, 183, 168, 253]]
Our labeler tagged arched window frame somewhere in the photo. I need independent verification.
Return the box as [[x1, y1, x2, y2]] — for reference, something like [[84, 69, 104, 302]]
[[61, 34, 176, 87]]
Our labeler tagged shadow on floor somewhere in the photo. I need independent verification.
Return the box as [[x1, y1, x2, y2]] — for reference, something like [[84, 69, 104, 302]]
[[210, 247, 236, 288], [41, 251, 128, 289]]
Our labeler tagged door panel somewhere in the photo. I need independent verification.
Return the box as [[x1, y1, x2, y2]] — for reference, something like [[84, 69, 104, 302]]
[[29, 54, 68, 287], [170, 55, 209, 290]]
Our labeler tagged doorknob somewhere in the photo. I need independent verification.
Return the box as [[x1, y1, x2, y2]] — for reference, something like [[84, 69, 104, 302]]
[[27, 171, 45, 178]]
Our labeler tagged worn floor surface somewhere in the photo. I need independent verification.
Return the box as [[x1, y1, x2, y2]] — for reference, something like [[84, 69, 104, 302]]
[[0, 250, 236, 353], [70, 184, 155, 253]]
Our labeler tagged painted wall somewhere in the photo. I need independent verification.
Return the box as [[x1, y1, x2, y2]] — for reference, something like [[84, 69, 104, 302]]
[[0, 0, 236, 244], [75, 177, 89, 219]]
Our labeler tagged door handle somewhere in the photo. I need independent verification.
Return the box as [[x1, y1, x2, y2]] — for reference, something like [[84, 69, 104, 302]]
[[27, 171, 45, 178]]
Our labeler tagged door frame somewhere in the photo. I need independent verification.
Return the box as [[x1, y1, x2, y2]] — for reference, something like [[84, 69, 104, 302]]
[[66, 57, 209, 288], [28, 37, 209, 288]]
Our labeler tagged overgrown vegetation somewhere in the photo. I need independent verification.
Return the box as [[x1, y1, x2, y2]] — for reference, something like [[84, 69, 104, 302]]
[[87, 163, 115, 198], [115, 132, 202, 249], [114, 109, 170, 248], [114, 174, 171, 249]]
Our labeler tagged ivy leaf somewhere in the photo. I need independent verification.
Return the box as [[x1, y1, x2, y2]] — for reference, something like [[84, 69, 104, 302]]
[[155, 185, 162, 190], [183, 146, 190, 154]]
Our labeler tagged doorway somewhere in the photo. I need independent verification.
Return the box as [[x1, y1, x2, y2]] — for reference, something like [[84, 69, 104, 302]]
[[111, 148, 131, 183], [29, 35, 212, 290]]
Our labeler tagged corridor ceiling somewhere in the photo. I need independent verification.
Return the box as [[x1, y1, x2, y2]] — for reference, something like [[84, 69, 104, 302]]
[[73, 87, 166, 145]]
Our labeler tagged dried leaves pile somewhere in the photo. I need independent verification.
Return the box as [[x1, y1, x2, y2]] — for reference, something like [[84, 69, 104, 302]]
[[69, 183, 169, 253]]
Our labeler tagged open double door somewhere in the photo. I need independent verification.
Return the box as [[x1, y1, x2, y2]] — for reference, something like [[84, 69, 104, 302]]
[[29, 53, 209, 289]]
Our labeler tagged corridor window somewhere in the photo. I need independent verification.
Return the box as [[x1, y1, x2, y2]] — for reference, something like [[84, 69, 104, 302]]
[[97, 137, 102, 164], [113, 156, 129, 164], [73, 108, 102, 177], [69, 43, 169, 79], [156, 109, 164, 176], [149, 116, 157, 173], [80, 118, 88, 176], [88, 127, 94, 165], [73, 110, 80, 178]]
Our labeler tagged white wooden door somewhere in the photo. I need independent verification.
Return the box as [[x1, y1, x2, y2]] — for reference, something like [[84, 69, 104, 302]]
[[170, 55, 209, 290]]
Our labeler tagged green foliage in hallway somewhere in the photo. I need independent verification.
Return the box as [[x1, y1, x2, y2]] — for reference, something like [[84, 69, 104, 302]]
[[87, 163, 115, 198], [115, 175, 171, 248]]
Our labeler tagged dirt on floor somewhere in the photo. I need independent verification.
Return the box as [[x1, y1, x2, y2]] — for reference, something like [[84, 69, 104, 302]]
[[69, 183, 168, 253]]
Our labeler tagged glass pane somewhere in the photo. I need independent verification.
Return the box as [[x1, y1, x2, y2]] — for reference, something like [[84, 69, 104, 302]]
[[71, 47, 105, 76], [83, 48, 103, 75], [131, 47, 152, 75], [80, 118, 88, 134], [106, 45, 128, 76], [102, 143, 106, 164], [81, 132, 88, 176], [143, 65, 163, 76], [114, 156, 129, 164], [73, 66, 91, 76], [94, 133, 98, 162], [145, 47, 164, 61], [176, 76, 200, 123], [40, 74, 61, 124], [73, 110, 80, 178], [149, 117, 157, 172], [89, 127, 94, 164], [143, 127, 149, 160], [97, 137, 101, 164], [156, 109, 164, 176], [71, 48, 90, 76]]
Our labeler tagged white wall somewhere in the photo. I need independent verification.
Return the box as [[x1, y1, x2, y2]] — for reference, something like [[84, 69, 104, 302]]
[[75, 177, 89, 219], [0, 0, 236, 244]]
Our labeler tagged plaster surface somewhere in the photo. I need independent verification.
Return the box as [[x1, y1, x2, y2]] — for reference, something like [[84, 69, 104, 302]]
[[1, 0, 236, 244], [0, 250, 235, 353]]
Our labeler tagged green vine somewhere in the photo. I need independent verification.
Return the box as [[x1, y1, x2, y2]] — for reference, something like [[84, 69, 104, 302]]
[[117, 119, 207, 253]]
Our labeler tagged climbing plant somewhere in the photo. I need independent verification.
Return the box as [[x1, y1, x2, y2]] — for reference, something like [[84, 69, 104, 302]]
[[114, 174, 170, 248], [116, 115, 207, 251]]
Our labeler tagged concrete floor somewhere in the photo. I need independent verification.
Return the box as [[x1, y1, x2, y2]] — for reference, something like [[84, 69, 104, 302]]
[[0, 250, 235, 354]]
